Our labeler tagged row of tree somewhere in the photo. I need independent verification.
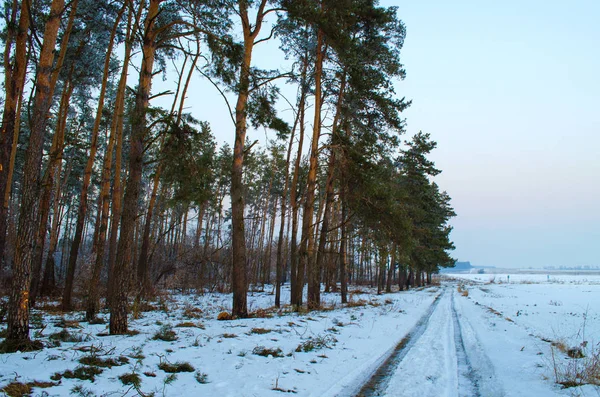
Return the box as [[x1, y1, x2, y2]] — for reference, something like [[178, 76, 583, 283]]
[[0, 0, 455, 352]]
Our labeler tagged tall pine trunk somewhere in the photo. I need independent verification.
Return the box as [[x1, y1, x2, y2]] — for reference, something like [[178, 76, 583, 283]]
[[30, 79, 73, 306], [6, 0, 66, 349], [0, 0, 29, 266], [230, 0, 268, 317], [109, 0, 159, 335], [62, 1, 123, 310], [299, 27, 324, 311]]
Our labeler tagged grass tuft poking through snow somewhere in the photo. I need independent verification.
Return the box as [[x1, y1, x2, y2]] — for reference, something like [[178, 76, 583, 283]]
[[158, 360, 195, 373]]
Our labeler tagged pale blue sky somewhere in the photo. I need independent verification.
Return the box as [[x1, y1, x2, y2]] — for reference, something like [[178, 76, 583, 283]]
[[384, 0, 600, 267], [156, 1, 599, 269]]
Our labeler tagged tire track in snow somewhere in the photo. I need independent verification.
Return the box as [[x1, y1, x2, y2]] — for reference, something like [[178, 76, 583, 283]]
[[354, 289, 445, 396], [451, 291, 481, 397], [355, 287, 500, 397]]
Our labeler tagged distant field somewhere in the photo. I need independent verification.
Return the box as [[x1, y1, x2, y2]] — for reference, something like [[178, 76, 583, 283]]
[[446, 272, 600, 285]]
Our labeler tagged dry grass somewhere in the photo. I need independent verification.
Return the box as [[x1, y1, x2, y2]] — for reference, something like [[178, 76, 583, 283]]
[[249, 307, 275, 318], [158, 361, 195, 373], [552, 342, 600, 388], [345, 299, 368, 308], [252, 346, 284, 358], [250, 328, 272, 335], [183, 304, 203, 319], [217, 311, 232, 321], [0, 382, 55, 397]]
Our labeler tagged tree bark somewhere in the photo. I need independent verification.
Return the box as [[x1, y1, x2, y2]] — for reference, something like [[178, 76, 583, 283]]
[[30, 79, 73, 306], [110, 0, 160, 335], [290, 90, 307, 307], [230, 0, 268, 317], [274, 90, 303, 306], [62, 1, 123, 311], [0, 0, 30, 266], [300, 27, 325, 311], [6, 0, 66, 348], [85, 4, 133, 320]]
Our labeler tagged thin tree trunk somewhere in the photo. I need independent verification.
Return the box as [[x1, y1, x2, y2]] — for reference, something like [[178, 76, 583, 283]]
[[339, 190, 348, 303], [263, 195, 277, 285], [386, 244, 396, 293], [62, 1, 123, 311], [274, 88, 303, 306], [107, 1, 142, 306], [0, 0, 30, 265], [300, 27, 325, 311], [85, 7, 132, 321], [30, 79, 73, 306], [290, 66, 308, 308], [110, 0, 159, 335]]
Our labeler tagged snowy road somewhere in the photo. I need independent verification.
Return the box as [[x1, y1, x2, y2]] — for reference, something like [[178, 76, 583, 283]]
[[348, 281, 582, 397], [356, 288, 502, 397]]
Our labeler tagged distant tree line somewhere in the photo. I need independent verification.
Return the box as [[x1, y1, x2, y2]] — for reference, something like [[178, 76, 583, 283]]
[[0, 0, 455, 351]]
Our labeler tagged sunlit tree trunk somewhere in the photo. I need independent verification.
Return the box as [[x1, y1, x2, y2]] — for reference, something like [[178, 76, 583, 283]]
[[6, 0, 67, 349], [230, 0, 268, 318], [0, 0, 30, 265]]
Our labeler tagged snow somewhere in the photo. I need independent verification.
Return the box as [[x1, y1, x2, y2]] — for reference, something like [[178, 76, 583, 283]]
[[1, 274, 599, 396]]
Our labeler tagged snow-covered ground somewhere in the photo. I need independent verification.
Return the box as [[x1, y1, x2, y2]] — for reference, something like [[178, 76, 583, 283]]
[[1, 275, 599, 396]]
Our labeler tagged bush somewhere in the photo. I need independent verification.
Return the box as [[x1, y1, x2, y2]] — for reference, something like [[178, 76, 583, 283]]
[[49, 329, 87, 343], [296, 335, 337, 353], [119, 372, 142, 388], [552, 340, 600, 388], [153, 325, 177, 342]]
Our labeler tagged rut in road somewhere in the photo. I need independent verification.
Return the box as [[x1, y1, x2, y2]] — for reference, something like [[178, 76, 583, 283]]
[[452, 292, 481, 397], [355, 289, 444, 396], [355, 288, 482, 397]]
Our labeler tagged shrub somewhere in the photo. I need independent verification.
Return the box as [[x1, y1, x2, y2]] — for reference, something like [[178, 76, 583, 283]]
[[296, 335, 337, 353], [552, 338, 600, 387], [49, 328, 87, 343], [153, 325, 177, 342], [119, 372, 142, 388]]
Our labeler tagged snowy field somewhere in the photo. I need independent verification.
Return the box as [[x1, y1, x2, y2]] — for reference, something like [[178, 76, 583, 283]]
[[1, 274, 600, 396]]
